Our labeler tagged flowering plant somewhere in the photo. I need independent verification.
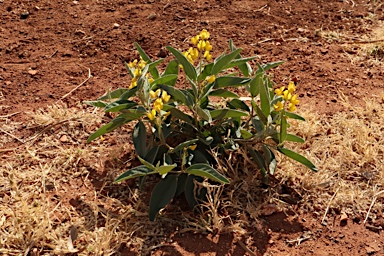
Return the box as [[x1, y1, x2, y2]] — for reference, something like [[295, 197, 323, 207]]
[[85, 30, 317, 221]]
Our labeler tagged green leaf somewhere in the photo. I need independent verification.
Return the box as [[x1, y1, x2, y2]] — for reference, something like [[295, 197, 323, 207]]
[[159, 84, 193, 108], [227, 99, 250, 111], [185, 175, 206, 209], [249, 73, 263, 97], [280, 115, 287, 143], [157, 164, 178, 175], [169, 107, 193, 124], [83, 100, 107, 108], [133, 121, 147, 158], [196, 106, 212, 122], [124, 62, 134, 78], [87, 115, 130, 142], [150, 74, 179, 87], [173, 139, 199, 153], [277, 147, 318, 172], [285, 134, 305, 143], [148, 59, 164, 75], [229, 39, 252, 76], [247, 147, 267, 177], [240, 129, 253, 139], [214, 76, 251, 88], [162, 60, 179, 86], [285, 111, 306, 121], [209, 89, 239, 98], [114, 165, 155, 183], [120, 107, 146, 119], [210, 109, 248, 120], [134, 42, 159, 79], [252, 117, 265, 133], [212, 49, 242, 75], [260, 61, 284, 72], [144, 145, 168, 165], [98, 88, 129, 100], [186, 164, 229, 184], [175, 173, 188, 196], [262, 145, 277, 175], [259, 81, 271, 118], [149, 174, 178, 221], [104, 100, 138, 112], [198, 63, 214, 81], [253, 101, 268, 125], [166, 46, 197, 81], [137, 155, 156, 171]]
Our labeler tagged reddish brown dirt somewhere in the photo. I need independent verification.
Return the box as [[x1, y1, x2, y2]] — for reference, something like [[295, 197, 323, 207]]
[[1, 0, 384, 255]]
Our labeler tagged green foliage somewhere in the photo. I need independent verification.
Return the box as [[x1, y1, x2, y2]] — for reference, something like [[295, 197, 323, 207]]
[[86, 30, 317, 221]]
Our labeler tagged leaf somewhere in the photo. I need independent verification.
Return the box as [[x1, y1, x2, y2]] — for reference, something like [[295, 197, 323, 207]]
[[240, 129, 253, 139], [259, 80, 271, 118], [169, 107, 193, 124], [262, 145, 277, 175], [229, 39, 252, 76], [134, 42, 159, 79], [227, 99, 250, 111], [175, 173, 188, 196], [119, 87, 138, 100], [120, 107, 146, 119], [249, 73, 263, 97], [196, 106, 212, 122], [98, 88, 129, 100], [212, 49, 242, 75], [157, 164, 177, 175], [133, 121, 147, 158], [104, 100, 138, 112], [87, 115, 130, 142], [173, 139, 199, 153], [210, 109, 248, 120], [166, 46, 197, 81], [149, 174, 178, 221], [185, 175, 206, 209], [260, 61, 284, 72], [137, 155, 157, 171], [247, 147, 267, 177], [280, 115, 287, 143], [161, 60, 179, 86], [252, 117, 265, 133], [209, 89, 239, 98], [252, 101, 268, 125], [214, 76, 251, 88], [144, 145, 168, 165], [198, 63, 214, 81], [277, 147, 318, 172], [150, 74, 178, 87], [285, 134, 305, 143], [186, 163, 229, 184], [159, 84, 193, 108], [285, 111, 306, 121], [83, 100, 107, 108], [114, 165, 155, 183]]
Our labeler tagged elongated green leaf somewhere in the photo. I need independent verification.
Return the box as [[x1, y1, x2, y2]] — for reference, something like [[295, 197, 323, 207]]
[[285, 134, 305, 143], [148, 58, 164, 74], [104, 101, 138, 112], [166, 46, 197, 81], [196, 106, 212, 122], [247, 147, 267, 177], [133, 121, 147, 158], [87, 115, 130, 142], [157, 164, 177, 175], [149, 174, 178, 221], [252, 101, 268, 125], [83, 100, 107, 108], [175, 173, 188, 196], [280, 115, 287, 143], [119, 87, 138, 100], [124, 62, 134, 78], [169, 108, 193, 124], [98, 88, 129, 100], [185, 175, 206, 209], [229, 39, 252, 76], [159, 84, 193, 107], [173, 139, 199, 153], [240, 129, 253, 139], [249, 73, 263, 97], [198, 63, 214, 81], [262, 145, 277, 175], [285, 111, 306, 121], [186, 164, 229, 184], [134, 42, 159, 79], [209, 89, 239, 99], [227, 99, 250, 111], [260, 61, 284, 72], [214, 76, 251, 88], [212, 49, 242, 75], [120, 107, 146, 119], [138, 155, 157, 171], [210, 109, 248, 120], [162, 60, 179, 86], [144, 145, 168, 165], [114, 165, 155, 183], [150, 74, 178, 87], [259, 81, 270, 118], [277, 147, 318, 172]]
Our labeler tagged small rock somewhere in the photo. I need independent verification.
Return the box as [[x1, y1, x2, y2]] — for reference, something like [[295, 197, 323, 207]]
[[113, 23, 120, 29], [20, 12, 29, 19], [147, 13, 157, 20], [5, 81, 11, 85], [157, 48, 167, 58], [28, 69, 38, 76], [60, 135, 68, 142]]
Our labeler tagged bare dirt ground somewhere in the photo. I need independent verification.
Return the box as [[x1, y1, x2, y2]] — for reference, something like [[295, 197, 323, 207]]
[[1, 0, 384, 255]]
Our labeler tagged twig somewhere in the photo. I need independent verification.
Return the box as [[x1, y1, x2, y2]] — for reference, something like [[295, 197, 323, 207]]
[[342, 39, 384, 44], [364, 190, 384, 224], [0, 128, 24, 143], [0, 111, 21, 118], [236, 239, 260, 256], [50, 50, 58, 58], [321, 187, 340, 224], [61, 67, 91, 100]]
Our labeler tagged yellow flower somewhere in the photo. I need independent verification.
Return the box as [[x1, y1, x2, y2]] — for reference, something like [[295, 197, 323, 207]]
[[161, 91, 171, 103], [283, 90, 292, 101], [274, 86, 285, 96], [288, 81, 296, 94], [197, 40, 206, 51], [273, 101, 284, 112], [189, 144, 197, 150], [154, 98, 163, 112], [200, 29, 210, 40], [147, 109, 156, 120], [128, 59, 138, 68], [206, 75, 216, 84], [162, 111, 171, 121], [148, 77, 154, 84], [134, 68, 142, 77], [191, 35, 200, 45], [290, 94, 300, 105], [184, 51, 193, 63], [204, 41, 212, 51], [288, 103, 297, 112], [190, 47, 199, 60], [204, 50, 212, 61], [149, 90, 157, 99]]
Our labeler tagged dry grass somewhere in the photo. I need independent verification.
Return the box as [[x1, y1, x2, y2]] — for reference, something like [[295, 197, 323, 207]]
[[0, 95, 383, 254]]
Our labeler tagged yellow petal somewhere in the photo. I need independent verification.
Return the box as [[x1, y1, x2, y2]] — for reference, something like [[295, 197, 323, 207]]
[[161, 91, 171, 103], [288, 81, 296, 94], [206, 75, 216, 84], [274, 86, 285, 96]]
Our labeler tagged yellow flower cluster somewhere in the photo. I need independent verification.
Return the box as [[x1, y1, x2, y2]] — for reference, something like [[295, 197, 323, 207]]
[[184, 29, 213, 63], [273, 81, 300, 112], [127, 58, 154, 89], [147, 89, 171, 121]]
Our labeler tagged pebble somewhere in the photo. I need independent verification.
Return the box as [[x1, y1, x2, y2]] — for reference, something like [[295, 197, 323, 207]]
[[28, 70, 38, 76], [60, 134, 68, 142], [113, 23, 120, 29], [20, 12, 29, 19]]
